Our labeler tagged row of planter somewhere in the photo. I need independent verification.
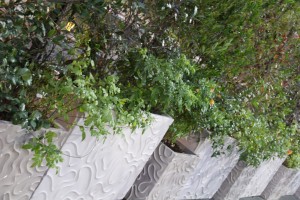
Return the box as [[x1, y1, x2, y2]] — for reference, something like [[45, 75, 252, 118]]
[[1, 115, 299, 200], [125, 133, 300, 200]]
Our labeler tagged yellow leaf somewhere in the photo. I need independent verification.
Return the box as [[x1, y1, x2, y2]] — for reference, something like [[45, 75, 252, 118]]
[[65, 22, 75, 32], [209, 99, 215, 106]]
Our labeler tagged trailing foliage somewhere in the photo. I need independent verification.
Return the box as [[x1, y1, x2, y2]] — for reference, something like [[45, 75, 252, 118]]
[[1, 0, 299, 168], [0, 1, 151, 168]]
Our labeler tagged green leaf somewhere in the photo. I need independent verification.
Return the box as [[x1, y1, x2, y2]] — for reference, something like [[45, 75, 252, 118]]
[[17, 68, 32, 83], [47, 29, 57, 37], [42, 121, 51, 129], [31, 111, 42, 120], [46, 131, 57, 143], [22, 144, 32, 150], [41, 23, 46, 36], [20, 103, 25, 111], [79, 126, 86, 141], [52, 35, 65, 44], [91, 59, 95, 67], [102, 109, 112, 122], [30, 120, 37, 129]]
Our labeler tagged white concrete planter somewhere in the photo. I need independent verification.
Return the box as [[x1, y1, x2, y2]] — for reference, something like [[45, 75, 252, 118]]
[[0, 114, 173, 200], [126, 142, 198, 200], [126, 134, 240, 200], [178, 136, 240, 199], [213, 157, 285, 200], [261, 165, 300, 200], [0, 121, 67, 200]]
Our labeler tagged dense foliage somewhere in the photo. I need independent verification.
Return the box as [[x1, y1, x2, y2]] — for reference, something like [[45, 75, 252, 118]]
[[1, 0, 299, 168]]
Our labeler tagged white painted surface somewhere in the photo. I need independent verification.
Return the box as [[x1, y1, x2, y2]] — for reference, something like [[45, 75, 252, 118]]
[[31, 114, 173, 200]]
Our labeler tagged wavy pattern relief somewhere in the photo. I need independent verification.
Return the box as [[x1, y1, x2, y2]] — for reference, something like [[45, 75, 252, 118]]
[[262, 165, 300, 200], [214, 158, 284, 200], [179, 137, 240, 199], [146, 152, 199, 200], [213, 160, 247, 200], [125, 143, 175, 200], [0, 121, 66, 200], [126, 137, 240, 200], [31, 114, 173, 200]]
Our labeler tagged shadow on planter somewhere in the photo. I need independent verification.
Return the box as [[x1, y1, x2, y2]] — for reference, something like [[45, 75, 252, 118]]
[[125, 133, 240, 200]]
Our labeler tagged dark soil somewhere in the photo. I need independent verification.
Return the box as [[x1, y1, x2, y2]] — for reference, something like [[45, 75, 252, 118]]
[[162, 139, 196, 154], [162, 139, 185, 153]]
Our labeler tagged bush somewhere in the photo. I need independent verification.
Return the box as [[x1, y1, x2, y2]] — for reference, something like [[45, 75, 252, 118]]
[[1, 0, 299, 168]]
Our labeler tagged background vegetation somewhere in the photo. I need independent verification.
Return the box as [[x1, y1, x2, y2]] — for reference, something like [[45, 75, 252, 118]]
[[1, 0, 299, 168]]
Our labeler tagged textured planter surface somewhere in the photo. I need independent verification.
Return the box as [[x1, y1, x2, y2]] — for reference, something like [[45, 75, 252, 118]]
[[0, 114, 173, 200], [126, 142, 199, 200], [146, 148, 199, 200], [0, 121, 67, 200], [178, 137, 240, 199], [126, 136, 240, 200], [125, 142, 176, 200], [214, 157, 285, 200], [262, 165, 300, 200]]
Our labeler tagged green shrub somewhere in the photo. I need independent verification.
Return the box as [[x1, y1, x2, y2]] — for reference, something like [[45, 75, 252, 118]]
[[1, 0, 299, 169]]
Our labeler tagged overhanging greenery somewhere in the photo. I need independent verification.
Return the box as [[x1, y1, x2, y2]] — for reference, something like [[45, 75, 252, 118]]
[[0, 0, 299, 169]]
